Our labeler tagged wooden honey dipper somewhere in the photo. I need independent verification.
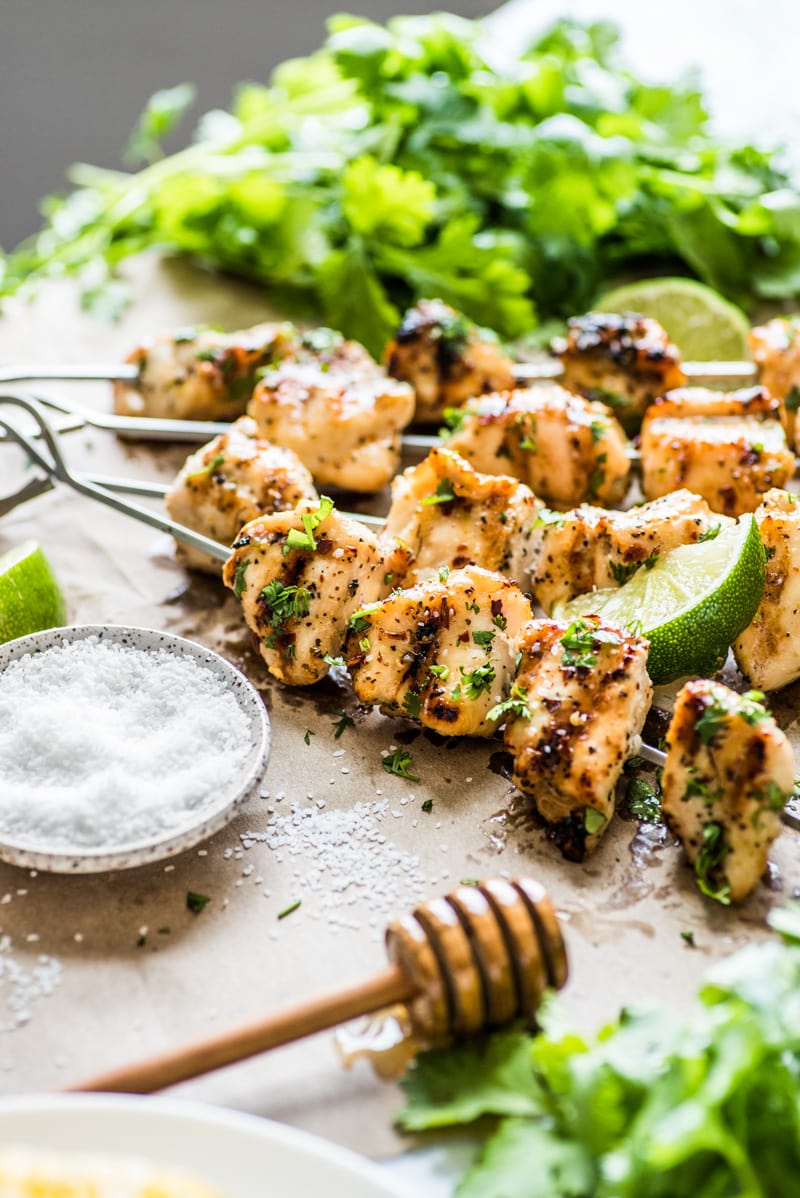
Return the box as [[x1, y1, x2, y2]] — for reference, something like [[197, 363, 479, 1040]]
[[66, 878, 567, 1094]]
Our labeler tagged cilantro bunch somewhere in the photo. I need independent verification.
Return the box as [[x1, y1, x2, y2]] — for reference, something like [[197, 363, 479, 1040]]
[[398, 909, 800, 1196], [4, 15, 800, 355]]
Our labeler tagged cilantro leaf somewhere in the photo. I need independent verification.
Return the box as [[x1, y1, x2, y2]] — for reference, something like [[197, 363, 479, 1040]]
[[459, 1118, 592, 1198], [186, 890, 211, 914], [283, 496, 334, 555], [342, 157, 436, 247], [420, 478, 457, 507], [382, 748, 420, 781], [398, 1030, 542, 1131], [7, 13, 800, 364], [124, 82, 196, 167]]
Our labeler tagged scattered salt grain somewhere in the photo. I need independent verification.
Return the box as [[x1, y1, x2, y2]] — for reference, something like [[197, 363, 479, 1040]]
[[240, 799, 426, 919], [0, 937, 62, 1032], [0, 638, 253, 851]]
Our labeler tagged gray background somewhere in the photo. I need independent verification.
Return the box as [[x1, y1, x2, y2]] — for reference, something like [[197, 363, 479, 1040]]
[[1, 0, 488, 249]]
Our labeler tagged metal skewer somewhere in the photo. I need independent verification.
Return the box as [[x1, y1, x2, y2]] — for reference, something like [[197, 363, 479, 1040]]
[[3, 395, 798, 835], [0, 358, 758, 388], [0, 352, 759, 448], [0, 393, 229, 563]]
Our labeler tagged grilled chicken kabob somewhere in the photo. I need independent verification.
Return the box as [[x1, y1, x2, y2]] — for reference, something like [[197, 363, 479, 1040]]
[[111, 299, 800, 449], [214, 448, 793, 873], [223, 506, 654, 861], [220, 496, 796, 892], [117, 323, 415, 493], [157, 404, 800, 896]]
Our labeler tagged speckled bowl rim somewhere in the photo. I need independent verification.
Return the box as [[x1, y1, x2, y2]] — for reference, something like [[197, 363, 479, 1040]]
[[0, 625, 271, 874]]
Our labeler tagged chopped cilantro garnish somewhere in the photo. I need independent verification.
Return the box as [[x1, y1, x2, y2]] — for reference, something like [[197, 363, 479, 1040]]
[[694, 822, 731, 905], [348, 605, 378, 635], [681, 930, 696, 946], [682, 768, 722, 806], [698, 523, 722, 543], [402, 690, 422, 718], [786, 385, 800, 412], [695, 688, 768, 744], [610, 559, 640, 586], [278, 899, 301, 920], [323, 653, 346, 669], [232, 558, 250, 598], [428, 663, 449, 680], [560, 617, 618, 670], [472, 630, 495, 651], [587, 452, 607, 500], [187, 891, 211, 914], [359, 636, 371, 652], [589, 419, 606, 444], [421, 478, 457, 506], [187, 452, 225, 481], [459, 662, 496, 700], [492, 612, 508, 631], [487, 684, 530, 723], [438, 565, 451, 583], [626, 776, 662, 823], [421, 798, 433, 813], [328, 709, 355, 738], [532, 508, 566, 531], [383, 748, 421, 782], [755, 780, 790, 812], [584, 807, 606, 834], [260, 581, 311, 649], [303, 729, 314, 745], [283, 496, 334, 555], [440, 408, 468, 439]]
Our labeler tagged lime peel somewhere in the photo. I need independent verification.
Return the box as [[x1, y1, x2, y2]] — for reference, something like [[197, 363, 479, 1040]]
[[555, 516, 765, 684], [0, 541, 67, 645], [593, 277, 750, 362]]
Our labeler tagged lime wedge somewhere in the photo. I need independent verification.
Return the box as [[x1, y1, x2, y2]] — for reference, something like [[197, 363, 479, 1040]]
[[555, 517, 765, 684], [593, 277, 750, 362], [0, 541, 67, 645]]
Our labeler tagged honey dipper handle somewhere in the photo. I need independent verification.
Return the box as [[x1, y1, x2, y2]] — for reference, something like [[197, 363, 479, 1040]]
[[66, 964, 411, 1094]]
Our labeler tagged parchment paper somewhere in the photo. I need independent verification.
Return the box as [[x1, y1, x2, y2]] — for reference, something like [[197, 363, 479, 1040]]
[[0, 253, 798, 1159]]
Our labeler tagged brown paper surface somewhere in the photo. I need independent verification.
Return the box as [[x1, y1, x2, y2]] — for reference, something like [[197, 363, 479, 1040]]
[[0, 253, 798, 1157]]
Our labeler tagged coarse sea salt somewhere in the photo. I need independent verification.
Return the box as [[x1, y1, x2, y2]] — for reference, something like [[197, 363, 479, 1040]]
[[0, 638, 252, 851]]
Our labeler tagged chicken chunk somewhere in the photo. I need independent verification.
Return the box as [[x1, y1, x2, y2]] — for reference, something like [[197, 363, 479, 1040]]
[[222, 502, 385, 685], [750, 317, 800, 448], [446, 383, 630, 509], [661, 680, 795, 902], [502, 616, 652, 860], [552, 311, 686, 432], [533, 490, 728, 614], [113, 321, 299, 421], [379, 447, 543, 590], [640, 386, 793, 516], [345, 566, 533, 738], [165, 417, 318, 574], [248, 340, 415, 493], [384, 299, 516, 424], [734, 489, 800, 691]]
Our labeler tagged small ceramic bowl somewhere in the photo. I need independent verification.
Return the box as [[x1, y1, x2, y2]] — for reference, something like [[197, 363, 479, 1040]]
[[0, 625, 271, 873]]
